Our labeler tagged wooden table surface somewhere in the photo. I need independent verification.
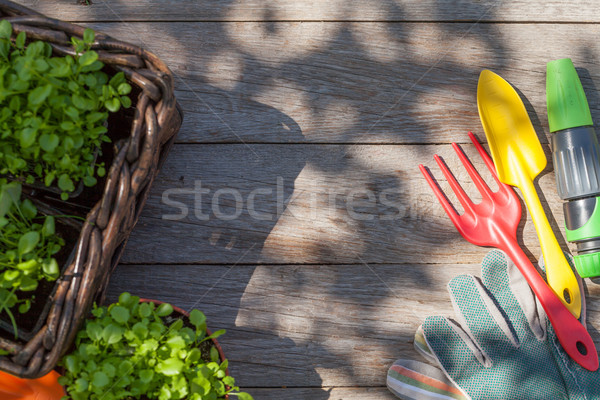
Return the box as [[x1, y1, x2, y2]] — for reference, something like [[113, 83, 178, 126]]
[[15, 1, 600, 398]]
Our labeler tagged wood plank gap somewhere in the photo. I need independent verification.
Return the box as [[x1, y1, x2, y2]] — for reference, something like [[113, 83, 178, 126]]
[[171, 141, 468, 145], [54, 20, 600, 25], [242, 385, 388, 389], [117, 261, 477, 266]]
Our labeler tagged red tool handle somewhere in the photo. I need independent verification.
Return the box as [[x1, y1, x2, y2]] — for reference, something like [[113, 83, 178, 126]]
[[499, 231, 598, 371]]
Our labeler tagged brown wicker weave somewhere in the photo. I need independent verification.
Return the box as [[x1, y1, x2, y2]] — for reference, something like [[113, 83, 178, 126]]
[[0, 1, 182, 378]]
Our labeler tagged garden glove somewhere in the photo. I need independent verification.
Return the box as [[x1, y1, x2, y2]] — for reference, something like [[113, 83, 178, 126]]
[[387, 249, 600, 400]]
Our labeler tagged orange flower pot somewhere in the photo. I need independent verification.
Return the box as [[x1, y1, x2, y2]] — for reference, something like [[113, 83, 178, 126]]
[[0, 370, 64, 399], [0, 299, 228, 400]]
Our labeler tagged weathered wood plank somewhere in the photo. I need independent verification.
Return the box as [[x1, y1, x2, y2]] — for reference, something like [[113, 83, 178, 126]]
[[0, 19, 590, 144], [105, 262, 481, 388], [67, 22, 600, 144], [245, 387, 394, 400], [105, 262, 600, 389], [12, 1, 600, 22], [121, 143, 570, 265]]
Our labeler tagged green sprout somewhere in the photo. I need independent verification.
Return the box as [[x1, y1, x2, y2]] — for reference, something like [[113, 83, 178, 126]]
[[0, 21, 132, 200], [0, 180, 64, 337], [58, 293, 254, 400]]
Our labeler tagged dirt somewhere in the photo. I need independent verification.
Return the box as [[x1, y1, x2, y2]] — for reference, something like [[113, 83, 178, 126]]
[[0, 205, 81, 341], [0, 78, 142, 341], [25, 82, 141, 217], [162, 312, 222, 365]]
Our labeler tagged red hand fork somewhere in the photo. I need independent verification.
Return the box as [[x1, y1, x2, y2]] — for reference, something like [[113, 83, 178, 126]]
[[419, 132, 598, 371]]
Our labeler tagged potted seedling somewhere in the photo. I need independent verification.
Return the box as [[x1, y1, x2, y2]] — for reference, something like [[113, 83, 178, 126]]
[[0, 3, 183, 378], [0, 20, 131, 340], [0, 179, 77, 340], [57, 293, 254, 400], [0, 20, 131, 201]]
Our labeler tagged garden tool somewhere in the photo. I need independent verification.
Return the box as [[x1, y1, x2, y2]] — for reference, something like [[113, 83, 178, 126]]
[[477, 69, 582, 318], [547, 58, 600, 278], [387, 249, 600, 400], [419, 132, 597, 370], [0, 370, 64, 399]]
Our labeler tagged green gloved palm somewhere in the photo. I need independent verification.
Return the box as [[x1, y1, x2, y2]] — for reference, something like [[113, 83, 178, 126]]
[[387, 250, 600, 400]]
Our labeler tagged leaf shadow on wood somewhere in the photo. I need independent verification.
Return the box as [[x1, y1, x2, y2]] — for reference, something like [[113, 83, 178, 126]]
[[92, 1, 329, 396], [93, 0, 525, 398], [116, 90, 325, 395]]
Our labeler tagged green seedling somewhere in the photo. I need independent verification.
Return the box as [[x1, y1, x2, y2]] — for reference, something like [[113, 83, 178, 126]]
[[0, 180, 64, 338], [58, 293, 254, 400], [0, 21, 132, 200]]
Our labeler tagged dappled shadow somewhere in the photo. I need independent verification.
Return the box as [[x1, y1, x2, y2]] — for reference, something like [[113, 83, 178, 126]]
[[106, 0, 506, 395], [56, 0, 600, 397]]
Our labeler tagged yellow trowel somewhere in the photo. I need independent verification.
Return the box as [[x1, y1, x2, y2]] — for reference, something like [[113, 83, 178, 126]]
[[477, 69, 581, 318]]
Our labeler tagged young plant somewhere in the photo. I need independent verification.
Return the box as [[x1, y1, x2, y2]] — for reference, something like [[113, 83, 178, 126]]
[[0, 180, 64, 336], [58, 293, 254, 400], [0, 20, 132, 199]]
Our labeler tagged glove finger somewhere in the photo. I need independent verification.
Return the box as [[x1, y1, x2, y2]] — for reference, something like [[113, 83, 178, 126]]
[[448, 273, 518, 354], [414, 325, 439, 365], [480, 249, 546, 341], [422, 315, 490, 376], [423, 317, 568, 400], [387, 359, 467, 400]]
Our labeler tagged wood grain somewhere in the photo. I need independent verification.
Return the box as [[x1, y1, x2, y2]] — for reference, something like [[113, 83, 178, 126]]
[[246, 388, 395, 400], [105, 262, 481, 388], [105, 262, 600, 389], [17, 2, 600, 397], [63, 22, 600, 144], [12, 1, 600, 22], [121, 143, 570, 265]]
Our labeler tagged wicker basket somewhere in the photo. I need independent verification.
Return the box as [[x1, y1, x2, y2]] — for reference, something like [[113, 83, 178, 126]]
[[0, 1, 182, 378]]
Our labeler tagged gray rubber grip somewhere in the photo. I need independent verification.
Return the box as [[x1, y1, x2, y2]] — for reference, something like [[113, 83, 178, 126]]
[[552, 126, 600, 200]]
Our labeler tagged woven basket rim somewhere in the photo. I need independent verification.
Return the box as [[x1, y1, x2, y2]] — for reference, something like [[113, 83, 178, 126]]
[[0, 0, 182, 378]]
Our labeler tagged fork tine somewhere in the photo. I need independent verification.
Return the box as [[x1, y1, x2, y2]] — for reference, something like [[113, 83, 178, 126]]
[[419, 164, 463, 227], [433, 154, 475, 214], [468, 131, 503, 187], [451, 142, 493, 200], [468, 131, 520, 206]]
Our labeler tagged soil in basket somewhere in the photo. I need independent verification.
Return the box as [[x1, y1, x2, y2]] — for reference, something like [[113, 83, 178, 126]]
[[26, 82, 141, 217], [0, 211, 82, 341]]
